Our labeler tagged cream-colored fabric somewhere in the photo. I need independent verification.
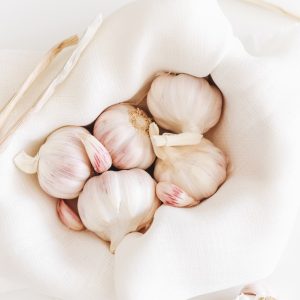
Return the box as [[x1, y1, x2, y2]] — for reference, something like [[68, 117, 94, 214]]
[[241, 0, 300, 19], [1, 0, 300, 300]]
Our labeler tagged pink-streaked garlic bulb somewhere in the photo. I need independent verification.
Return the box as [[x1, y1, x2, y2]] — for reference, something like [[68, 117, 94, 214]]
[[93, 103, 155, 170], [147, 73, 222, 134], [14, 126, 112, 199], [150, 123, 227, 206], [78, 169, 160, 253]]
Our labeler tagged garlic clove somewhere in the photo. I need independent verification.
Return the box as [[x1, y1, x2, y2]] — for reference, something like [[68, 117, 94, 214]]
[[156, 182, 198, 207], [56, 199, 85, 231], [79, 131, 112, 173]]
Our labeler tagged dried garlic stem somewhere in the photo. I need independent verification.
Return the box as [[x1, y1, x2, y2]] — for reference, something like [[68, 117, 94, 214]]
[[149, 122, 202, 160], [0, 14, 103, 149], [149, 123, 168, 160], [0, 35, 79, 130], [152, 132, 203, 147], [14, 151, 39, 174]]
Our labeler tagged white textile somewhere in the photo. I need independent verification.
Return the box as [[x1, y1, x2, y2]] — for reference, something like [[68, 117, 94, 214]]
[[1, 1, 300, 299]]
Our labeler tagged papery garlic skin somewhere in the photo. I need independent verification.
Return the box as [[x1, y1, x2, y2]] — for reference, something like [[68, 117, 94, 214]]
[[147, 73, 222, 134], [14, 126, 111, 199], [57, 199, 85, 231], [78, 169, 160, 253], [93, 103, 155, 169]]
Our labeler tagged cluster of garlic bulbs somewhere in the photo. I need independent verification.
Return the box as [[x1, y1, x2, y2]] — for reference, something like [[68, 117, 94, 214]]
[[14, 104, 159, 253], [14, 73, 228, 252], [147, 73, 227, 207]]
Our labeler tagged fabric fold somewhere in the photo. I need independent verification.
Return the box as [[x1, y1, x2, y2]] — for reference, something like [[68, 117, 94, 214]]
[[1, 0, 300, 299]]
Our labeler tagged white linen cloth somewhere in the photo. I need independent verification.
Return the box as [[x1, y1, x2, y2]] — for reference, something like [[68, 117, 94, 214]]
[[0, 0, 300, 299]]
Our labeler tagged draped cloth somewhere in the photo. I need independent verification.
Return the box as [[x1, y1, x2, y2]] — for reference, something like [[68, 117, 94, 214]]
[[0, 1, 300, 299]]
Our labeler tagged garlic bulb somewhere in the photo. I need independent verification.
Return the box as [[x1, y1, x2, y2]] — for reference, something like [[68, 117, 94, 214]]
[[150, 123, 227, 205], [147, 73, 222, 134], [14, 126, 112, 199], [57, 199, 85, 231], [78, 169, 160, 253], [93, 103, 155, 169]]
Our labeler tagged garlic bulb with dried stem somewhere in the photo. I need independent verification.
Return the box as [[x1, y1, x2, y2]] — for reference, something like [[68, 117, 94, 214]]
[[14, 126, 112, 199], [147, 73, 222, 134], [78, 169, 160, 253], [93, 103, 155, 169], [150, 123, 227, 206]]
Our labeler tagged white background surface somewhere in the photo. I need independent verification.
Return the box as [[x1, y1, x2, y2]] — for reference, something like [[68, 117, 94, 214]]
[[0, 0, 299, 299]]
